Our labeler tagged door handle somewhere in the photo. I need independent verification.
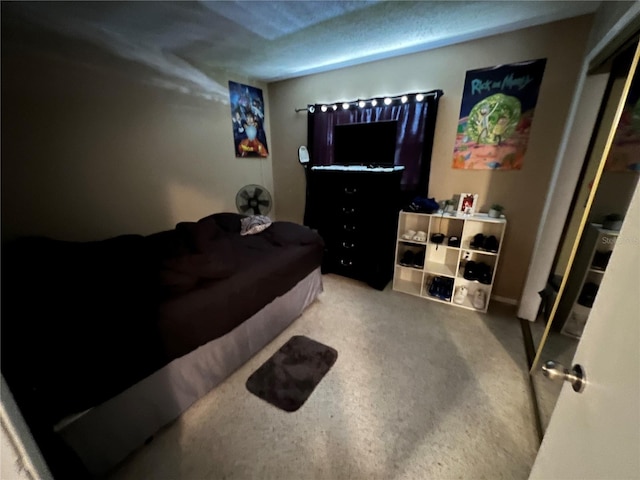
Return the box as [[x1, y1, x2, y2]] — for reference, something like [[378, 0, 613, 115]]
[[542, 360, 586, 393]]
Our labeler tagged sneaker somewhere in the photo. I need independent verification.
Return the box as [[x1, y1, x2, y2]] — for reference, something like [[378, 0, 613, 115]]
[[413, 230, 427, 242], [477, 262, 493, 284], [441, 277, 454, 301], [399, 250, 414, 266], [402, 229, 416, 240], [453, 286, 468, 304], [483, 235, 499, 253], [471, 233, 485, 249], [473, 289, 486, 310], [463, 261, 478, 281], [413, 250, 425, 269], [448, 236, 461, 247]]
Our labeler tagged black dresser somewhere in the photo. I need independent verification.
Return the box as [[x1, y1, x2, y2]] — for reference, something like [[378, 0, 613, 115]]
[[303, 166, 404, 290]]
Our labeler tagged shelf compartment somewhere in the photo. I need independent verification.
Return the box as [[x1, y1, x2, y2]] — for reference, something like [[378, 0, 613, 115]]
[[452, 283, 490, 312], [428, 215, 464, 239], [398, 211, 430, 241], [462, 219, 504, 255], [425, 261, 456, 277], [393, 266, 423, 297]]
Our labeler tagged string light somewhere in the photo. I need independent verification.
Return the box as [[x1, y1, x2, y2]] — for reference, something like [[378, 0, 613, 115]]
[[305, 91, 436, 113]]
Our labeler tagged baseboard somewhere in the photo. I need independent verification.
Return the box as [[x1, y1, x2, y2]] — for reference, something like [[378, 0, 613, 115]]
[[491, 295, 519, 306]]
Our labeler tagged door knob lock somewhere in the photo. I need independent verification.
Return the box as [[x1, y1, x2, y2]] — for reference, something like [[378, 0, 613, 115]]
[[542, 361, 586, 393]]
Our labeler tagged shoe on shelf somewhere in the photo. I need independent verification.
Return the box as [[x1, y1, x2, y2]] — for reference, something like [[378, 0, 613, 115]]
[[401, 229, 416, 240], [478, 262, 493, 284], [441, 277, 454, 301], [413, 250, 425, 269], [463, 261, 478, 281], [413, 230, 427, 242], [483, 235, 499, 253], [471, 233, 485, 250], [473, 289, 486, 310], [448, 236, 461, 247], [592, 250, 612, 270], [453, 286, 468, 305], [428, 276, 451, 300], [399, 250, 415, 266]]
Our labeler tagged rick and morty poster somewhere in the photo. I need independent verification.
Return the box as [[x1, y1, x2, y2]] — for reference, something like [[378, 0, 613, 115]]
[[452, 59, 547, 170]]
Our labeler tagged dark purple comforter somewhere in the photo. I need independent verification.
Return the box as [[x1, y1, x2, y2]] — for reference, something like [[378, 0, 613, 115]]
[[1, 214, 323, 426]]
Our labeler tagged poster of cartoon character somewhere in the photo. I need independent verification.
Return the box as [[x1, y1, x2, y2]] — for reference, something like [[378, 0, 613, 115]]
[[604, 70, 640, 173], [452, 59, 547, 170], [229, 81, 269, 158]]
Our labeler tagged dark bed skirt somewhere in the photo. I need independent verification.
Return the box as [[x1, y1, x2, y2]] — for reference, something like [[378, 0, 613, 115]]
[[56, 268, 323, 477]]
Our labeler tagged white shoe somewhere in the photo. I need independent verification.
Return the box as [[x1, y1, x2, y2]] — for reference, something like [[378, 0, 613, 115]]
[[402, 229, 416, 240], [413, 230, 427, 242], [453, 286, 468, 305], [473, 289, 486, 310]]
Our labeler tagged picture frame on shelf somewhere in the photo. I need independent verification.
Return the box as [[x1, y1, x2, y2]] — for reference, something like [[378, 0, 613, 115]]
[[457, 193, 479, 215]]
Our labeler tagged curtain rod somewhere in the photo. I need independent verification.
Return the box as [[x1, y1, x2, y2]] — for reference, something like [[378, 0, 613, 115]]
[[295, 89, 442, 113]]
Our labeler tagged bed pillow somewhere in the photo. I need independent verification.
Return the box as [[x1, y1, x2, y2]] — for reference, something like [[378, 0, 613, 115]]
[[240, 215, 272, 236]]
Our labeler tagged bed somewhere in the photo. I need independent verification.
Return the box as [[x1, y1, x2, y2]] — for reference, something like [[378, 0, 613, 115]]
[[1, 213, 324, 477]]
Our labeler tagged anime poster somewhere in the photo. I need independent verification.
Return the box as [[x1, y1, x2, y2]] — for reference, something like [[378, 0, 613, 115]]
[[604, 70, 640, 173], [229, 81, 269, 158], [452, 59, 547, 170]]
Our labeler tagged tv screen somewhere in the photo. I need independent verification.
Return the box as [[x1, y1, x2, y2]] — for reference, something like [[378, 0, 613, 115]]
[[333, 120, 398, 166]]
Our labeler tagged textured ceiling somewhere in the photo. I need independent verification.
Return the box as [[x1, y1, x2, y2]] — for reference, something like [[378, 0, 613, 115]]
[[2, 1, 599, 102]]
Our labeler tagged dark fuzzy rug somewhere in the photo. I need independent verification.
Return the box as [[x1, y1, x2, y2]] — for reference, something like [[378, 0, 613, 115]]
[[246, 335, 338, 412]]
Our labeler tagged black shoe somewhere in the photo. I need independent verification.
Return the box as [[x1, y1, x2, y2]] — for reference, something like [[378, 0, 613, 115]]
[[471, 233, 485, 250], [478, 262, 493, 284], [483, 235, 499, 253], [591, 250, 611, 270], [400, 250, 414, 266], [448, 236, 461, 247], [428, 276, 440, 297], [413, 250, 425, 269], [463, 261, 478, 281], [441, 277, 454, 300]]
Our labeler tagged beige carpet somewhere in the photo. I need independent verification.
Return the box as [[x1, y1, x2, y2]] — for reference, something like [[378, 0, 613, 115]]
[[109, 274, 538, 480]]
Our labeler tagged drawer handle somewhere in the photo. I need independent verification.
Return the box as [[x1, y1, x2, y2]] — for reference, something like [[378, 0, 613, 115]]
[[342, 241, 356, 249], [342, 207, 356, 214], [340, 259, 353, 267], [344, 187, 358, 195], [343, 224, 356, 232]]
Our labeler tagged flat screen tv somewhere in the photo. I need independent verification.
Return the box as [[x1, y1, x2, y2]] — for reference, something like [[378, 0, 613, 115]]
[[333, 120, 398, 166]]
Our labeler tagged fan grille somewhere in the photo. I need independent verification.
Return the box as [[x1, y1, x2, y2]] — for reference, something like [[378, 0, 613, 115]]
[[236, 184, 272, 216]]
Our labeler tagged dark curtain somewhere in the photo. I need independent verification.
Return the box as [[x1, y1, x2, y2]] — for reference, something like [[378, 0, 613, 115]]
[[307, 90, 443, 194]]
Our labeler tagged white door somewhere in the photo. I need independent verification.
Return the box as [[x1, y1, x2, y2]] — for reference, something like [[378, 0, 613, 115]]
[[529, 181, 640, 479]]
